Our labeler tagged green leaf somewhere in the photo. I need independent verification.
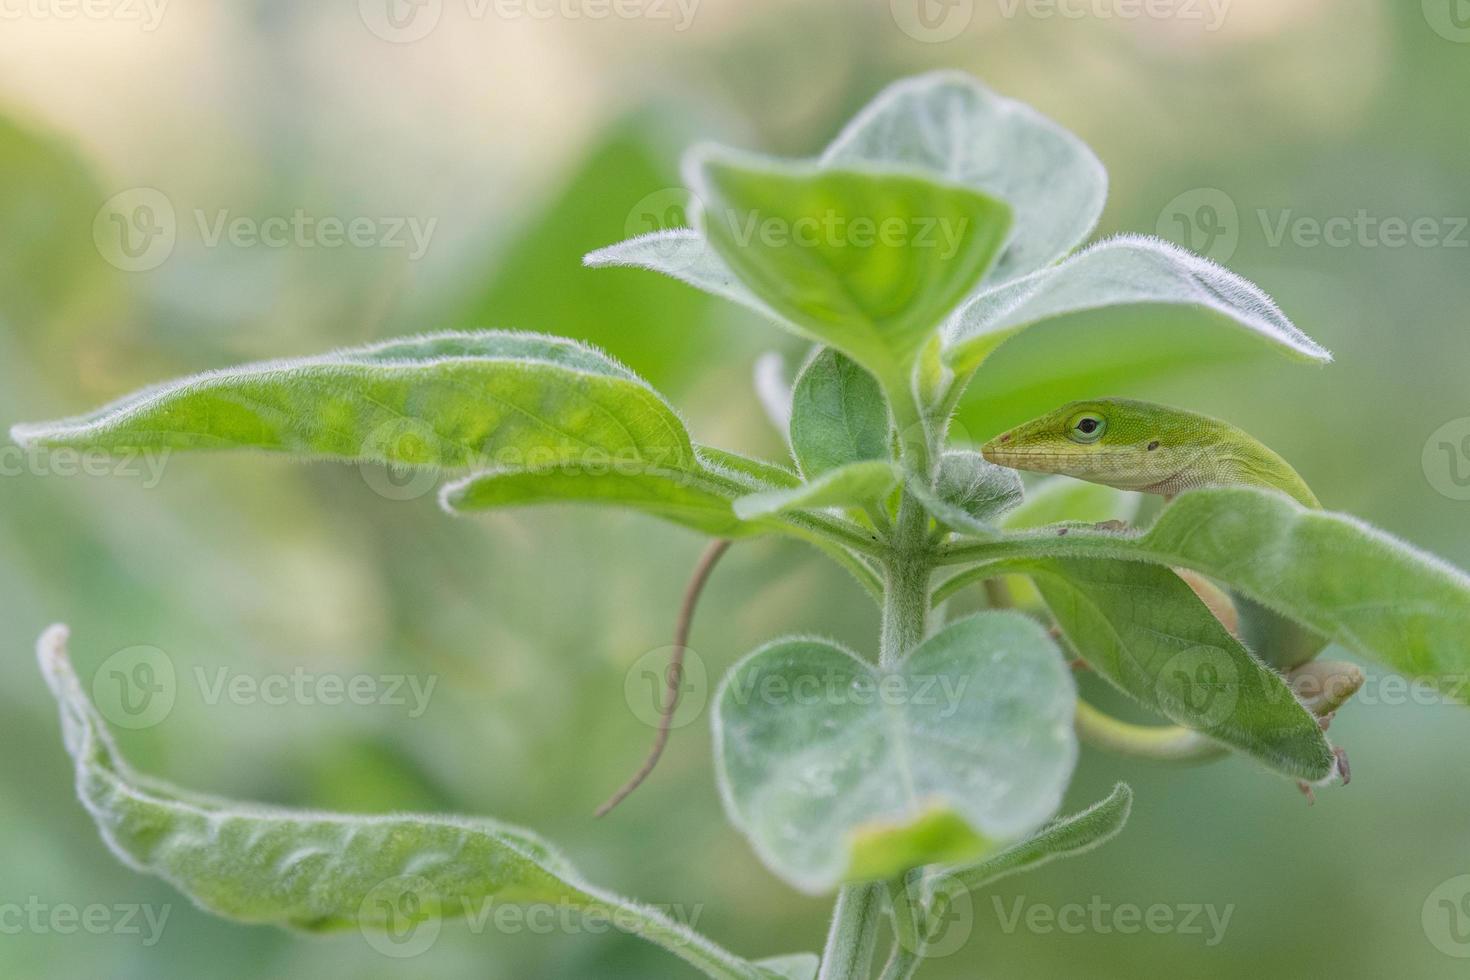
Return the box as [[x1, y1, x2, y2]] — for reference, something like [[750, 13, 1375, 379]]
[[696, 445, 803, 489], [11, 331, 695, 472], [36, 626, 774, 980], [788, 349, 891, 478], [733, 461, 898, 521], [442, 464, 763, 537], [941, 487, 1470, 703], [1026, 559, 1333, 780], [686, 150, 1012, 389], [945, 237, 1332, 431], [1000, 476, 1141, 530], [713, 613, 1076, 894], [821, 71, 1107, 288], [909, 451, 1023, 537], [928, 783, 1132, 895]]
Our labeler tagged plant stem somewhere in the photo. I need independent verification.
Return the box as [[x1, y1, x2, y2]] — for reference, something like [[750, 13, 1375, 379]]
[[817, 883, 884, 980], [820, 383, 940, 979]]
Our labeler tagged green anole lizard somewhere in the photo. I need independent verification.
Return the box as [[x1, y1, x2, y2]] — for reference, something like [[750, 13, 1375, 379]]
[[980, 397, 1357, 796]]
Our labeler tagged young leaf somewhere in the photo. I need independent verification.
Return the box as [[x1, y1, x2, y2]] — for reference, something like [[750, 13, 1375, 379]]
[[1024, 558, 1334, 780], [583, 228, 781, 324], [820, 70, 1107, 289], [12, 331, 695, 472], [732, 461, 898, 521], [941, 488, 1470, 703], [713, 613, 1076, 894], [1000, 476, 1140, 530], [686, 150, 1012, 390], [36, 626, 778, 980], [908, 451, 1023, 537], [696, 445, 803, 490], [788, 349, 891, 478], [924, 783, 1132, 896], [442, 464, 764, 537], [944, 235, 1330, 376]]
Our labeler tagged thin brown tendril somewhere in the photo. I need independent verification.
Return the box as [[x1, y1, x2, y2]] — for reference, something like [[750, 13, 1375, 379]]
[[595, 539, 732, 817]]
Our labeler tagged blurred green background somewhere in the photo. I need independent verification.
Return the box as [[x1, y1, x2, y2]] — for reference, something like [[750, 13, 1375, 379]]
[[3, 1, 1469, 977]]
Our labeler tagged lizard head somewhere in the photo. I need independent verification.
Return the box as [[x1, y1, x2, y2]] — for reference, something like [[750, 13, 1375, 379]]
[[981, 398, 1188, 492]]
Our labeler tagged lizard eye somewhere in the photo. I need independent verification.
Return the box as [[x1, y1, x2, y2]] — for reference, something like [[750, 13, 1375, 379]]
[[1067, 412, 1106, 443]]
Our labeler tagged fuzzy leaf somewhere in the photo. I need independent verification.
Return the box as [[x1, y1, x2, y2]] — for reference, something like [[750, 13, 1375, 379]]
[[821, 71, 1106, 288], [583, 228, 780, 323], [1025, 559, 1334, 780], [733, 461, 898, 521], [943, 237, 1332, 430], [36, 626, 775, 980], [687, 151, 1012, 388], [927, 783, 1132, 895], [788, 349, 891, 478], [443, 464, 763, 537], [942, 488, 1470, 703], [910, 451, 1024, 537], [713, 613, 1076, 894], [696, 445, 803, 490], [11, 331, 695, 472]]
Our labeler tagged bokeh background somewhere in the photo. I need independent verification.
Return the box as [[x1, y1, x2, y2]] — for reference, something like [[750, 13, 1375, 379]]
[[3, 1, 1469, 976]]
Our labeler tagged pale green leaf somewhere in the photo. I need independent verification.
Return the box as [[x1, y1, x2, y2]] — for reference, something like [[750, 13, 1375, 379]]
[[732, 461, 898, 520], [788, 348, 891, 478], [910, 451, 1023, 537], [941, 488, 1470, 702], [696, 444, 803, 489], [713, 613, 1076, 894], [1024, 558, 1333, 780], [686, 150, 1012, 388], [36, 626, 774, 980], [754, 953, 820, 980], [11, 331, 695, 472], [927, 783, 1132, 895], [583, 228, 780, 324], [442, 464, 763, 537], [944, 237, 1331, 430], [821, 70, 1106, 288]]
